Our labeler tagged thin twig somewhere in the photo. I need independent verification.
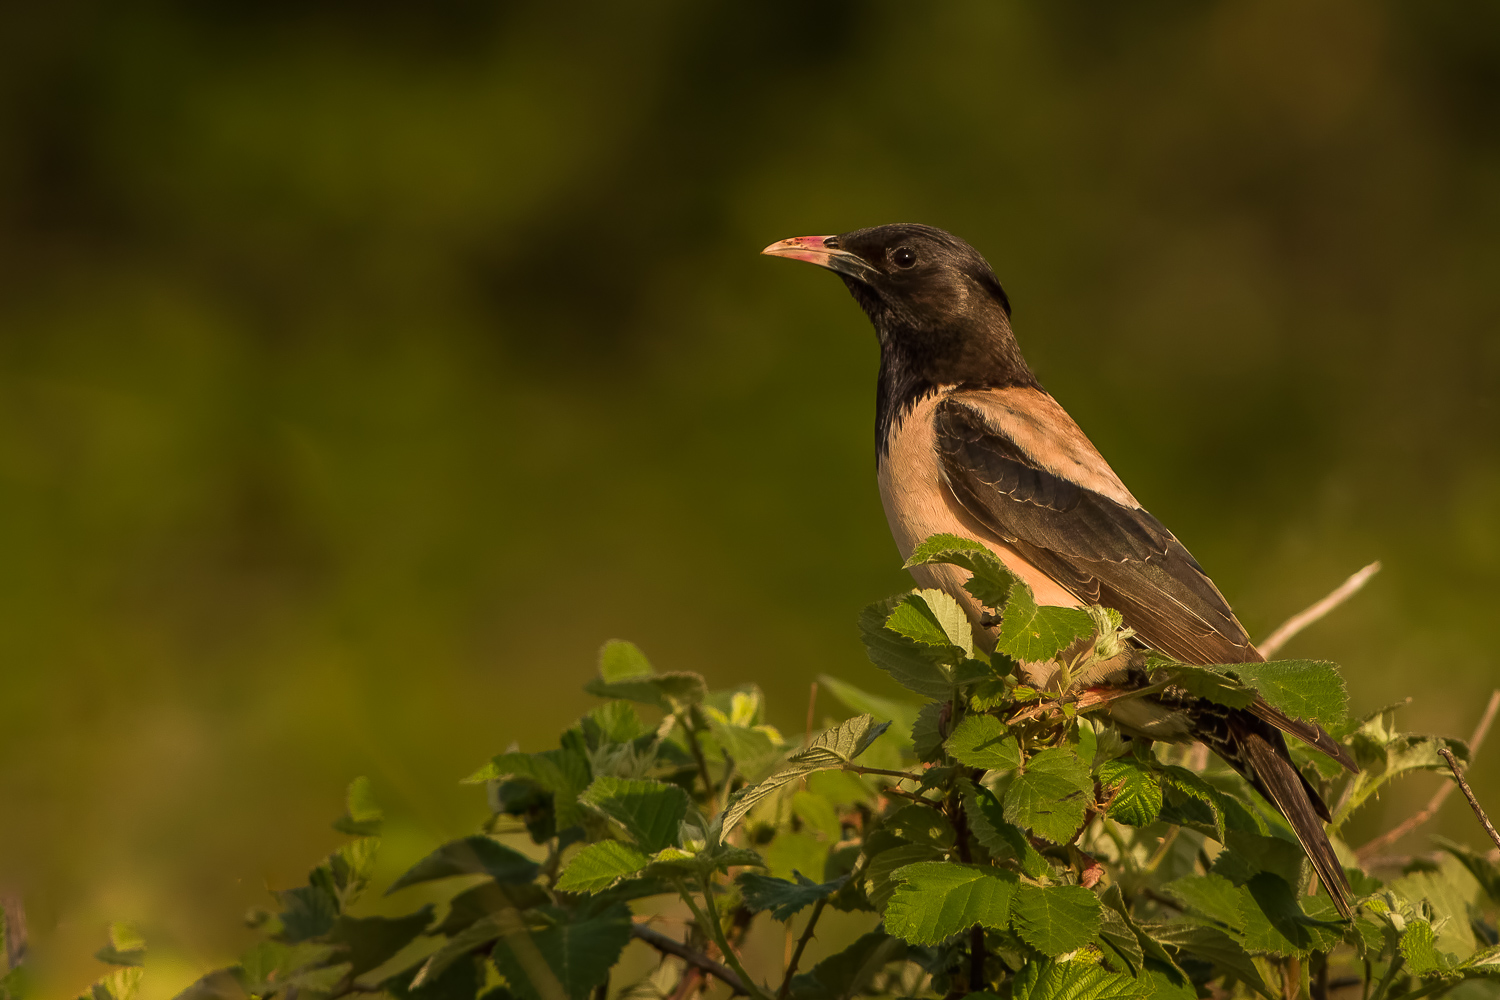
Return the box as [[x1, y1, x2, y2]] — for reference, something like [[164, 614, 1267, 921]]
[[675, 879, 767, 1000], [805, 682, 818, 749], [777, 897, 828, 1000], [1260, 562, 1381, 658], [843, 764, 925, 782], [1358, 690, 1500, 858], [631, 924, 748, 996], [1439, 748, 1500, 853]]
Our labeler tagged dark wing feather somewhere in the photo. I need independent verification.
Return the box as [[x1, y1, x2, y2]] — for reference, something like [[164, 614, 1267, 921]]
[[934, 398, 1257, 665]]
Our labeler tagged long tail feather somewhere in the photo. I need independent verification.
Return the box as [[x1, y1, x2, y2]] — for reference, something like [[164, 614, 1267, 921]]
[[1247, 697, 1357, 774], [1233, 720, 1354, 919]]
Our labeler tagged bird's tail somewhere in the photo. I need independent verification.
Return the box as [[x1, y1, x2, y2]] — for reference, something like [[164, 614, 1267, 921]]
[[1225, 714, 1355, 919]]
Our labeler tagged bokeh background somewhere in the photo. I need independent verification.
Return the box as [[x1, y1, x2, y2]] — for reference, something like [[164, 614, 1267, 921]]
[[2, 1, 1498, 995]]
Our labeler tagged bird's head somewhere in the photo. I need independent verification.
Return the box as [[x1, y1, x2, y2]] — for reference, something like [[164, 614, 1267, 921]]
[[762, 223, 1031, 388]]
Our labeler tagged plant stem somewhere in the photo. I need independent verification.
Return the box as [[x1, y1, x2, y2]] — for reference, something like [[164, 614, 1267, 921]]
[[1439, 747, 1500, 852], [1370, 955, 1405, 1000], [777, 897, 828, 1000], [675, 878, 767, 1000], [679, 709, 718, 815], [631, 924, 746, 996], [843, 765, 925, 781]]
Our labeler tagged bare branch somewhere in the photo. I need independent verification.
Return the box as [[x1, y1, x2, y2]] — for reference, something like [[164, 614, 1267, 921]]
[[1440, 747, 1500, 853], [777, 898, 828, 1000], [1260, 562, 1381, 658], [631, 923, 748, 996], [1357, 690, 1500, 858]]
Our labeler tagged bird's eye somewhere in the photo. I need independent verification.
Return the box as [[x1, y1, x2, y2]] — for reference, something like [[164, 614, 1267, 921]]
[[892, 246, 917, 268]]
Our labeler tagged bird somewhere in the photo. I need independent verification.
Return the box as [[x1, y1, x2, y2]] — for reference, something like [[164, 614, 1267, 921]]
[[762, 223, 1358, 918]]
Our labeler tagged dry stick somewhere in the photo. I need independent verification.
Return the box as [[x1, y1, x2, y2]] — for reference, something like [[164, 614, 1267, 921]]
[[1358, 690, 1500, 858], [631, 924, 748, 996], [1259, 561, 1381, 658], [1439, 747, 1500, 853]]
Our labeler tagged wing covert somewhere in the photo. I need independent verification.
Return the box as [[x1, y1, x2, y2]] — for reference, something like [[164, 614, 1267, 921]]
[[933, 398, 1258, 665]]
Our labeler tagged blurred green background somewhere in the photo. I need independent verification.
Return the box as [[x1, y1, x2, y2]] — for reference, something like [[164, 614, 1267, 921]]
[[2, 0, 1498, 995]]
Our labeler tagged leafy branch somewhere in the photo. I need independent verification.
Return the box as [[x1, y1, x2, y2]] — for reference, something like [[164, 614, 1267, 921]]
[[25, 536, 1500, 1000]]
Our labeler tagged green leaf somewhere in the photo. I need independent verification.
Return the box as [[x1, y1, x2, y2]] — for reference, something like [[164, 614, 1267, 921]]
[[946, 714, 1020, 771], [996, 583, 1094, 662], [912, 701, 946, 762], [80, 967, 144, 1000], [883, 862, 1020, 945], [327, 908, 434, 978], [555, 841, 650, 894], [463, 747, 592, 828], [93, 923, 146, 967], [598, 639, 653, 681], [1160, 874, 1247, 932], [789, 714, 892, 768], [1435, 836, 1500, 904], [1095, 905, 1144, 977], [274, 884, 339, 942], [410, 913, 509, 989], [1149, 663, 1257, 710], [582, 701, 648, 746], [333, 776, 384, 836], [1144, 923, 1270, 998], [1208, 660, 1348, 730], [1157, 765, 1228, 842], [235, 942, 341, 996], [719, 714, 889, 842], [1098, 757, 1162, 828], [1004, 748, 1093, 844], [1336, 713, 1468, 826], [884, 803, 956, 849], [579, 777, 689, 853], [1011, 884, 1102, 956], [383, 953, 482, 1000], [887, 589, 974, 656], [1236, 872, 1343, 957], [1211, 831, 1308, 890], [1012, 951, 1152, 1000], [489, 903, 634, 1000], [865, 843, 943, 912], [787, 930, 907, 1000], [902, 533, 1017, 609], [858, 601, 954, 699], [737, 871, 848, 921], [388, 836, 540, 893], [887, 592, 956, 649], [583, 671, 707, 711], [816, 675, 921, 751], [962, 779, 1052, 878], [434, 881, 549, 936], [1401, 919, 1459, 977]]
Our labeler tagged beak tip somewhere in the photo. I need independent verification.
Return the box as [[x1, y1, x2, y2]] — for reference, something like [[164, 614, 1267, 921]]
[[761, 234, 841, 265]]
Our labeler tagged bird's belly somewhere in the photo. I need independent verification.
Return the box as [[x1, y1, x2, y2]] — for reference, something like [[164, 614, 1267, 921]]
[[877, 399, 1081, 629]]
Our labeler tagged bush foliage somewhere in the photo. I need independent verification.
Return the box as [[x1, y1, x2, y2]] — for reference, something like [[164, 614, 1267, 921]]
[[10, 535, 1499, 1000]]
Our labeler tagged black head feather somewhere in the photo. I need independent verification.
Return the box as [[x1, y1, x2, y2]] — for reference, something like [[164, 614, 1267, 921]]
[[823, 224, 1037, 451]]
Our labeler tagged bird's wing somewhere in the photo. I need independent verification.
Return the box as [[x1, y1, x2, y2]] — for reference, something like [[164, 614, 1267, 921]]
[[932, 389, 1259, 665]]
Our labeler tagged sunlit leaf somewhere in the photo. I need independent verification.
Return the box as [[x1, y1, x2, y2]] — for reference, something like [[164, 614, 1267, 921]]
[[1011, 884, 1102, 956], [1004, 747, 1093, 844], [946, 714, 1020, 771], [883, 862, 1019, 945]]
